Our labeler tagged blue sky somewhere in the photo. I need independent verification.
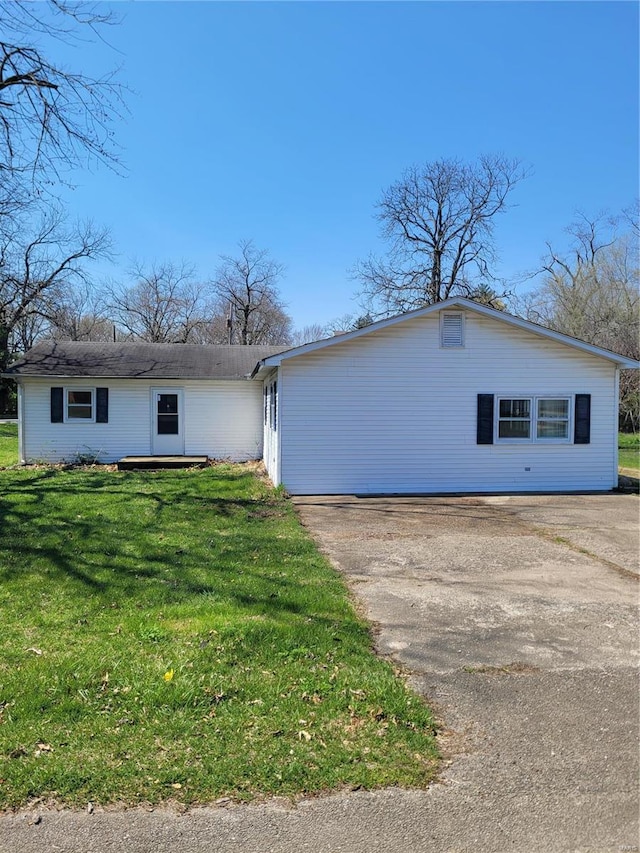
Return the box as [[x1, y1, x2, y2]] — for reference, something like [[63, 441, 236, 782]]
[[54, 1, 638, 329]]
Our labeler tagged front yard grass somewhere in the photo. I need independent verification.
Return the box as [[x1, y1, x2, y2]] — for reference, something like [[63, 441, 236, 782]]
[[0, 423, 18, 467], [0, 464, 438, 809], [619, 432, 639, 473]]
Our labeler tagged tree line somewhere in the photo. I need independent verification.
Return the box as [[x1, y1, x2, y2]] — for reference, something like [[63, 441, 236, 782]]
[[4, 236, 295, 350], [0, 2, 637, 428]]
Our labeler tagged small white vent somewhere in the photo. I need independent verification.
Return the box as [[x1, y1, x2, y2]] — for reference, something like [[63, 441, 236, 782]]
[[440, 311, 464, 347]]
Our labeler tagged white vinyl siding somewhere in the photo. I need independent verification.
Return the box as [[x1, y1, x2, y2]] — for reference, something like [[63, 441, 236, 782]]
[[20, 378, 264, 463], [278, 311, 618, 494]]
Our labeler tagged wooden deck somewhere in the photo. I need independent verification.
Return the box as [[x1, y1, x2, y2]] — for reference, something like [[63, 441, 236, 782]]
[[117, 456, 209, 471]]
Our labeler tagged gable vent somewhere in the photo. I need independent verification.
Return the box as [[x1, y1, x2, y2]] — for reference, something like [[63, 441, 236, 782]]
[[440, 311, 464, 347]]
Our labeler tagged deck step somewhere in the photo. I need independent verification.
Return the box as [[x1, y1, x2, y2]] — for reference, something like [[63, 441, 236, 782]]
[[117, 456, 209, 471]]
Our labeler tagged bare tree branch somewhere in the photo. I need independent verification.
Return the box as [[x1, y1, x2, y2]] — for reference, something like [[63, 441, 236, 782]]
[[204, 240, 292, 345], [104, 261, 206, 343], [290, 323, 329, 346], [0, 0, 126, 205], [353, 155, 527, 316], [0, 204, 111, 410], [46, 281, 114, 342], [514, 210, 640, 430]]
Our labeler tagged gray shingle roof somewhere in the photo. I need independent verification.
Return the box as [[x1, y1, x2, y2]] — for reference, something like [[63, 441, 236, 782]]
[[4, 341, 288, 380]]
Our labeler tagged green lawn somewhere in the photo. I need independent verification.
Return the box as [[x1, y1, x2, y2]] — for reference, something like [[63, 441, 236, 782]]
[[0, 422, 18, 467], [619, 432, 640, 472], [0, 464, 438, 808]]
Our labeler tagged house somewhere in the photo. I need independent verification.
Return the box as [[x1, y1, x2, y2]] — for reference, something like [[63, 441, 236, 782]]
[[4, 342, 284, 465], [5, 298, 638, 494]]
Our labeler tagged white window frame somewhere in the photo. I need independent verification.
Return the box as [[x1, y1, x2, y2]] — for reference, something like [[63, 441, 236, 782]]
[[496, 395, 572, 444], [64, 387, 96, 423], [535, 397, 571, 441], [496, 396, 532, 441]]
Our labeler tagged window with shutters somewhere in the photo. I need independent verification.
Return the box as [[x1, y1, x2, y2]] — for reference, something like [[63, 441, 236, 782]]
[[440, 311, 465, 347], [65, 388, 95, 422], [496, 396, 571, 442]]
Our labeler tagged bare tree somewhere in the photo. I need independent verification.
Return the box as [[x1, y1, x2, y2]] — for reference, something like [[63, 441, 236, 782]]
[[10, 310, 48, 353], [290, 323, 329, 346], [105, 261, 206, 343], [196, 297, 292, 347], [0, 205, 111, 411], [516, 211, 639, 430], [322, 313, 374, 336], [47, 282, 114, 341], [189, 306, 233, 346], [354, 155, 526, 316], [519, 213, 638, 346], [209, 240, 292, 345], [195, 297, 293, 346], [0, 1, 125, 204]]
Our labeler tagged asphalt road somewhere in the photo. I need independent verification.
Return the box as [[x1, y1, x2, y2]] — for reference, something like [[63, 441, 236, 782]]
[[1, 493, 638, 853]]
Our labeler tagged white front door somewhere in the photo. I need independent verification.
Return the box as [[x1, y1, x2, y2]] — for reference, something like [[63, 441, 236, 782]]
[[151, 389, 184, 455]]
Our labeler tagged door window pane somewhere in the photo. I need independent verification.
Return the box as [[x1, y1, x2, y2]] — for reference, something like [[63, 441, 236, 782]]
[[157, 415, 179, 435], [157, 394, 179, 434], [158, 394, 178, 414]]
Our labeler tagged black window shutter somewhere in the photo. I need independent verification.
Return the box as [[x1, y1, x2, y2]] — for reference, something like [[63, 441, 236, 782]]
[[477, 394, 494, 444], [96, 387, 109, 423], [574, 394, 591, 444], [51, 387, 64, 423]]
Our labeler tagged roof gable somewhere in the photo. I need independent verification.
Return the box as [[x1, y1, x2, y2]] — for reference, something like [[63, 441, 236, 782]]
[[253, 298, 639, 375]]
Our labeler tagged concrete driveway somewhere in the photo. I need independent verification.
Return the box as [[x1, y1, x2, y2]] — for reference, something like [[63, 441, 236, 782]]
[[2, 493, 638, 853], [292, 492, 640, 852]]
